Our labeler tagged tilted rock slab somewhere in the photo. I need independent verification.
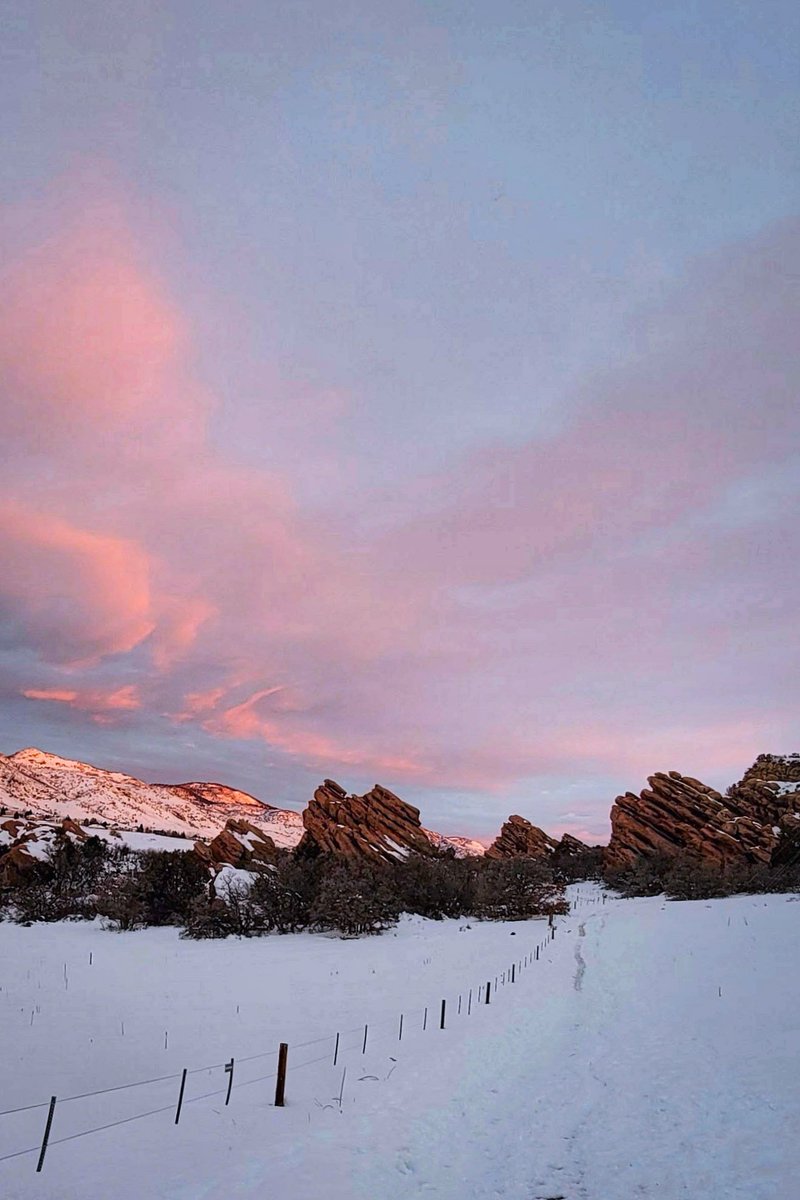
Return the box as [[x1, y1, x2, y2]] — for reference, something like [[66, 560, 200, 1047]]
[[193, 818, 278, 872], [485, 814, 557, 859], [606, 770, 777, 870], [297, 779, 436, 862]]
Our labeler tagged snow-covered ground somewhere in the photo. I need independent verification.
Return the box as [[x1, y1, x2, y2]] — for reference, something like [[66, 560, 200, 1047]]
[[1, 885, 798, 1199]]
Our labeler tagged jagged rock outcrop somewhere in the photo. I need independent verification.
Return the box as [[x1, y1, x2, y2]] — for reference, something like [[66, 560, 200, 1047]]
[[485, 815, 557, 859], [606, 771, 778, 870], [727, 754, 800, 866], [297, 780, 436, 862], [726, 754, 800, 825], [193, 819, 277, 872], [0, 816, 91, 887]]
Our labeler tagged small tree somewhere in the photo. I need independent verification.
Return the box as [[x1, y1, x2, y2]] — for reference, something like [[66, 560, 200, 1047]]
[[310, 859, 400, 936]]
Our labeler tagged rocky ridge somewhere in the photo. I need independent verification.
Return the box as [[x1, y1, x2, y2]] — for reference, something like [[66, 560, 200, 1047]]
[[297, 779, 437, 863], [606, 757, 800, 870], [193, 819, 278, 872], [485, 814, 557, 859]]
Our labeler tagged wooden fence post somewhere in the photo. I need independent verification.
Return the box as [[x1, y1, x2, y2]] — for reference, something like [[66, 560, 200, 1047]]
[[440, 999, 446, 1029], [274, 1043, 288, 1107], [333, 1031, 340, 1066], [174, 1069, 187, 1124], [36, 1097, 57, 1173], [224, 1058, 235, 1105], [362, 1024, 369, 1054], [485, 980, 491, 1004], [398, 1013, 404, 1041]]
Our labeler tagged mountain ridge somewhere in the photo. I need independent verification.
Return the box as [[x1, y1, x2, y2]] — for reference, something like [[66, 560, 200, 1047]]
[[0, 747, 484, 857]]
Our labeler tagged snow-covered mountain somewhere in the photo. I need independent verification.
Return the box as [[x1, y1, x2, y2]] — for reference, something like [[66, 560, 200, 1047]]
[[423, 829, 486, 858], [0, 748, 303, 848], [0, 748, 482, 855]]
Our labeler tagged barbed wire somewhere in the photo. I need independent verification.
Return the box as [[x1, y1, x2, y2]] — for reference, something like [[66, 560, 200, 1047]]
[[0, 906, 576, 1174]]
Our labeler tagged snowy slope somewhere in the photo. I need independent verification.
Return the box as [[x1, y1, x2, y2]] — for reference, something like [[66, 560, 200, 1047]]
[[1, 887, 798, 1199], [0, 748, 297, 840], [0, 748, 479, 854], [423, 827, 486, 857]]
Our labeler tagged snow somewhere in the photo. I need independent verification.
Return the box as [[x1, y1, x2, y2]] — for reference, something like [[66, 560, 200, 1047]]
[[0, 749, 297, 841], [0, 748, 487, 857], [1, 884, 798, 1198], [214, 864, 259, 892]]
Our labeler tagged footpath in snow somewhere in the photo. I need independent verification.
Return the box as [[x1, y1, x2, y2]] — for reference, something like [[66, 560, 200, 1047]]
[[1, 884, 798, 1199]]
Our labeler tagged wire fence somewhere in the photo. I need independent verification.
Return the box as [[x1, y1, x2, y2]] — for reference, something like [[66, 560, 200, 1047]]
[[1, 895, 608, 1175]]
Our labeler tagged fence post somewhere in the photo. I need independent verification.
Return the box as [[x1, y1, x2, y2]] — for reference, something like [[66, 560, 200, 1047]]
[[423, 1006, 428, 1030], [333, 1031, 340, 1066], [485, 980, 491, 1004], [274, 1043, 288, 1107], [398, 1013, 404, 1041], [362, 1024, 369, 1054], [174, 1069, 187, 1125], [224, 1058, 235, 1105], [511, 964, 515, 984], [468, 988, 472, 1015], [36, 1097, 57, 1173], [440, 999, 446, 1029]]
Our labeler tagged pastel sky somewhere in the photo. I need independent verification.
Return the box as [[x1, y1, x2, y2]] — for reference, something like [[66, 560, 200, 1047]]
[[1, 1, 798, 842]]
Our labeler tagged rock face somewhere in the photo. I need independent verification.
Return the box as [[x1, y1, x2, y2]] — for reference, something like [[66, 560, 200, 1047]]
[[606, 770, 781, 870], [194, 819, 277, 872], [727, 754, 800, 866], [297, 780, 436, 862], [485, 815, 557, 859], [727, 754, 800, 823], [0, 816, 90, 888]]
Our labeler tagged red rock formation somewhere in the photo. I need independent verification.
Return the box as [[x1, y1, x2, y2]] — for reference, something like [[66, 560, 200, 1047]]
[[0, 816, 91, 887], [0, 844, 41, 887], [297, 780, 436, 862], [485, 815, 557, 859], [726, 754, 800, 826], [606, 771, 777, 870], [196, 818, 277, 871]]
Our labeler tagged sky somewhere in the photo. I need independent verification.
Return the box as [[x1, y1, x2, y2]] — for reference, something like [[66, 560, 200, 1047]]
[[0, 1, 798, 842]]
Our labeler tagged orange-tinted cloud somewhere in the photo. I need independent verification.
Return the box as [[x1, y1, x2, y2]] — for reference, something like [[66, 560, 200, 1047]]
[[2, 176, 797, 832], [0, 503, 154, 665], [214, 686, 429, 779], [22, 683, 140, 719]]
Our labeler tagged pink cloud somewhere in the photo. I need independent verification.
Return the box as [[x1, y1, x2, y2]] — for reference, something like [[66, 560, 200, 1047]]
[[0, 503, 154, 665], [0, 200, 196, 448], [1, 176, 797, 821], [22, 683, 140, 720]]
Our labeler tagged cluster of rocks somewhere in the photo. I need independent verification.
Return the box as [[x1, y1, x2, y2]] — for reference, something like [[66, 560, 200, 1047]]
[[193, 819, 278, 872], [0, 816, 88, 887], [3, 752, 799, 889], [485, 815, 556, 859], [297, 780, 436, 862], [606, 756, 800, 871]]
